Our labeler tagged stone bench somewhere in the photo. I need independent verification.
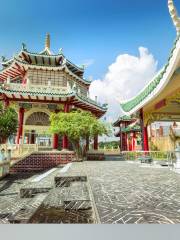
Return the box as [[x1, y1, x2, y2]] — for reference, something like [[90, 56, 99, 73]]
[[138, 156, 153, 164]]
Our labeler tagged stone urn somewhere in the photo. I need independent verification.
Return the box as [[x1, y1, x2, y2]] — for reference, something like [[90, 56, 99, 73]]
[[175, 143, 180, 169]]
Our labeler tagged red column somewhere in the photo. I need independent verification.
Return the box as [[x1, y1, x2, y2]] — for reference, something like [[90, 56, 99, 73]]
[[94, 135, 98, 150], [124, 122, 128, 151], [17, 107, 24, 144], [53, 134, 59, 149], [4, 98, 10, 108], [62, 103, 69, 150], [132, 133, 136, 151], [140, 109, 149, 151], [143, 126, 149, 151]]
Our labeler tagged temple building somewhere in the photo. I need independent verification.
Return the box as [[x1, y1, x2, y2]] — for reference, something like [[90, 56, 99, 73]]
[[113, 116, 141, 151], [119, 0, 180, 151], [0, 34, 107, 151]]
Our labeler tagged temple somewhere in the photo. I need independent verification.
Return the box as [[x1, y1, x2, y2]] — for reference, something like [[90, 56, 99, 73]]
[[113, 116, 141, 151], [0, 34, 107, 151], [118, 0, 180, 151]]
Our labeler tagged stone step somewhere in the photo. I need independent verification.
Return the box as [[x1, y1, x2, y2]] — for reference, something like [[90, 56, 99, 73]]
[[9, 193, 47, 223], [30, 182, 94, 223], [55, 175, 87, 187], [55, 164, 87, 187]]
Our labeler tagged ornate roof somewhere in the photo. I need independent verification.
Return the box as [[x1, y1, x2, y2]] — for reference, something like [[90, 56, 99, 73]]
[[120, 35, 180, 115], [121, 125, 141, 133], [0, 34, 90, 85], [113, 115, 136, 127], [168, 0, 180, 34], [114, 124, 140, 137], [0, 82, 107, 117], [119, 1, 180, 115]]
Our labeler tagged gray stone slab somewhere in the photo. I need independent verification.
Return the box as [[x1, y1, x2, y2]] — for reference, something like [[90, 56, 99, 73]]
[[9, 193, 47, 223], [55, 164, 87, 187]]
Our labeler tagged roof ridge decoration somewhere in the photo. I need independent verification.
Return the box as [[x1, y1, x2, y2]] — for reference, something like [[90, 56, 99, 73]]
[[39, 33, 52, 55], [168, 0, 180, 34]]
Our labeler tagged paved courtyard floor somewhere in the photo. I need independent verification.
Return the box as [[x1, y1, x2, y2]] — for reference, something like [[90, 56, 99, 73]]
[[1, 161, 180, 224], [85, 161, 180, 224]]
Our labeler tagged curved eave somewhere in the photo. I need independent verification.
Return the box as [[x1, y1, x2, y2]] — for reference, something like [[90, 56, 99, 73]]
[[1, 58, 14, 68], [116, 127, 140, 135], [0, 57, 90, 86], [0, 86, 107, 117], [0, 87, 75, 98], [21, 49, 85, 76], [120, 35, 180, 115], [113, 116, 136, 127], [75, 93, 107, 113]]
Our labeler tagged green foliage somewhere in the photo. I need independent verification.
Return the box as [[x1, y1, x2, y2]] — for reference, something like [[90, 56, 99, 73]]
[[99, 141, 119, 149], [0, 103, 18, 143], [149, 139, 159, 151], [50, 110, 109, 159], [50, 110, 108, 140]]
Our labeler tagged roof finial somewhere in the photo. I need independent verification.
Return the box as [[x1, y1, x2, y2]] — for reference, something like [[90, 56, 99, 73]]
[[45, 33, 50, 49], [168, 0, 180, 34]]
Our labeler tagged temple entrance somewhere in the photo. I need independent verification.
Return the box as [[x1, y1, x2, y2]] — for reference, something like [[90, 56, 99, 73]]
[[23, 130, 52, 147], [23, 111, 53, 149]]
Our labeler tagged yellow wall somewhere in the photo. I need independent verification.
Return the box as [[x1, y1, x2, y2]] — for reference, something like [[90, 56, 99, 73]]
[[150, 136, 175, 151]]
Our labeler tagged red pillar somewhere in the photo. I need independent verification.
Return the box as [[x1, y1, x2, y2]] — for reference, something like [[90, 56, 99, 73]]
[[62, 103, 69, 150], [94, 135, 98, 150], [132, 133, 136, 151], [4, 98, 10, 108], [143, 126, 149, 151], [124, 122, 128, 151], [140, 109, 149, 151], [53, 134, 59, 149], [17, 107, 24, 144]]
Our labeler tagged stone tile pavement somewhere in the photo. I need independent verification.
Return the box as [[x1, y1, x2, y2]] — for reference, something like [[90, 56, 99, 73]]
[[84, 161, 180, 224], [1, 161, 180, 224]]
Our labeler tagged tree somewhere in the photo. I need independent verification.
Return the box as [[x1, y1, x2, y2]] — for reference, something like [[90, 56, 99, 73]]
[[0, 103, 18, 144], [50, 110, 109, 160]]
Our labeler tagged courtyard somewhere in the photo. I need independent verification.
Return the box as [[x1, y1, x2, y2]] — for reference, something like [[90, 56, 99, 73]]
[[1, 161, 180, 224]]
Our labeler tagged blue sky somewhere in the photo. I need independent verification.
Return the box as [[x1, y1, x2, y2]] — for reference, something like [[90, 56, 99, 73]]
[[0, 0, 178, 80]]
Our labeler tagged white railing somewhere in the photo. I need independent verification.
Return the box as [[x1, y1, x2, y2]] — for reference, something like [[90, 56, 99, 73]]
[[0, 144, 38, 159], [3, 83, 69, 94], [0, 160, 10, 179], [121, 150, 178, 167], [0, 144, 38, 178], [0, 149, 11, 178]]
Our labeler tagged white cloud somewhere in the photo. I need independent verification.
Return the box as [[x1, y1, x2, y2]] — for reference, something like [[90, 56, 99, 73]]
[[89, 47, 158, 123]]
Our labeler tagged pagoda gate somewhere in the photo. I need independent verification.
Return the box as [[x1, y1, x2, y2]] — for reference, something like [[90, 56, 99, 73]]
[[119, 0, 180, 151], [0, 34, 107, 151], [113, 116, 141, 151]]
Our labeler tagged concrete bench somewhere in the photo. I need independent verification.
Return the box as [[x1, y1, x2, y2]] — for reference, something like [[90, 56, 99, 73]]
[[138, 156, 153, 164]]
